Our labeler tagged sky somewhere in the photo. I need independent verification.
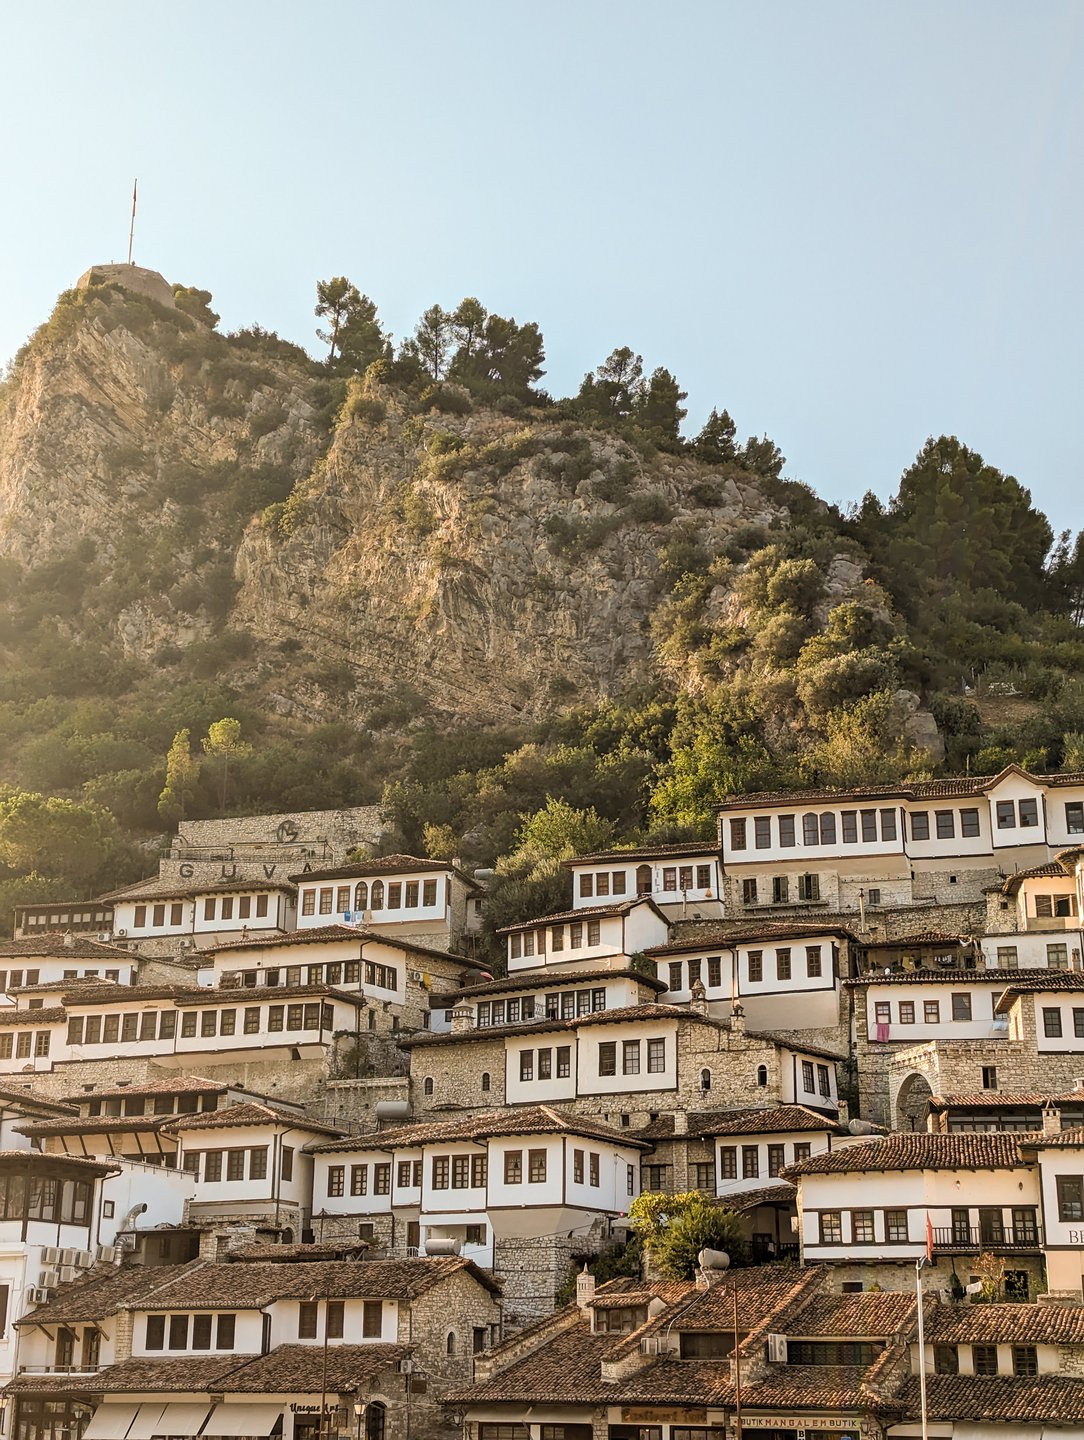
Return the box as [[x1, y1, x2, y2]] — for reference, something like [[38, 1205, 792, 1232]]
[[2, 1, 1082, 530]]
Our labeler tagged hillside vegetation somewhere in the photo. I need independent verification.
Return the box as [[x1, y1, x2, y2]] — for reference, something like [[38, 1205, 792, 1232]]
[[0, 272, 1082, 947]]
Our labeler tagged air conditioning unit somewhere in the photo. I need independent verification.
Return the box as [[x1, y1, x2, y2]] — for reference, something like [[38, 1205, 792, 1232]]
[[96, 1245, 119, 1264], [59, 1249, 80, 1267], [766, 1333, 788, 1363], [58, 1266, 80, 1284], [410, 970, 423, 983], [38, 1269, 59, 1289], [115, 929, 127, 938], [75, 1250, 95, 1269], [97, 932, 111, 943], [25, 1287, 51, 1305], [40, 1247, 62, 1266]]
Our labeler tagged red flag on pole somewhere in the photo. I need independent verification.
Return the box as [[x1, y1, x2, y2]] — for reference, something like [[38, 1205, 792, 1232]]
[[925, 1212, 934, 1263]]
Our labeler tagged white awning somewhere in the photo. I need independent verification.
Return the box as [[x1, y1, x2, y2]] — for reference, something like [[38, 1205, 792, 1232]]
[[954, 1427, 1043, 1440], [83, 1405, 140, 1440], [1043, 1430, 1084, 1439], [127, 1406, 169, 1440], [154, 1404, 212, 1436], [203, 1404, 284, 1437]]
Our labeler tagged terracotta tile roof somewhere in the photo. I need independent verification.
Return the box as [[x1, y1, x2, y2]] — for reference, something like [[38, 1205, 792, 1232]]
[[712, 1182, 797, 1212], [925, 1300, 1084, 1344], [65, 1353, 247, 1393], [309, 1103, 650, 1155], [688, 1104, 847, 1137], [63, 983, 197, 1005], [100, 877, 294, 902], [720, 765, 1080, 809], [0, 937, 128, 960], [665, 1270, 816, 1331], [228, 1342, 412, 1392], [1022, 1124, 1084, 1148], [15, 1115, 176, 1136], [785, 1133, 1031, 1177], [899, 1373, 1084, 1422], [788, 1292, 916, 1336], [211, 927, 486, 970], [400, 1002, 704, 1048], [927, 1092, 1084, 1110], [452, 1323, 620, 1403], [173, 981, 365, 1006], [860, 932, 971, 949], [140, 1256, 500, 1308], [613, 1359, 891, 1410], [227, 1241, 369, 1262], [442, 967, 666, 1000], [561, 841, 720, 866], [161, 1101, 343, 1136], [58, 1076, 232, 1103], [845, 967, 1020, 987], [989, 862, 1072, 893], [0, 1006, 65, 1025], [646, 922, 855, 955], [0, 1148, 117, 1174], [743, 1029, 848, 1062], [17, 1263, 193, 1326], [995, 970, 1084, 994], [497, 898, 665, 933], [290, 854, 481, 890], [0, 1085, 75, 1115]]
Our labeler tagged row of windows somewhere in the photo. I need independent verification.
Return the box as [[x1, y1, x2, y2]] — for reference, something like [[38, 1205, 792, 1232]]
[[181, 1146, 289, 1183], [299, 1299, 384, 1339], [432, 1155, 488, 1189], [993, 945, 1072, 968], [518, 1046, 573, 1081], [994, 799, 1040, 830], [743, 946, 825, 985], [86, 1094, 210, 1117], [1042, 1007, 1084, 1040], [68, 1002, 337, 1046], [814, 1206, 1037, 1246], [874, 995, 976, 1026], [0, 1030, 51, 1059], [741, 875, 823, 905], [0, 970, 41, 991], [134, 894, 272, 929], [509, 921, 602, 959], [301, 879, 439, 916], [0, 1173, 91, 1224], [934, 1343, 1037, 1377], [327, 1161, 392, 1197], [730, 809, 901, 851], [22, 909, 110, 928], [598, 1038, 666, 1076], [477, 989, 607, 1027], [578, 864, 715, 897], [145, 1312, 236, 1351], [223, 960, 399, 992], [717, 1141, 813, 1181], [69, 1011, 176, 1045], [666, 956, 724, 989], [1033, 893, 1077, 917], [799, 1060, 832, 1096]]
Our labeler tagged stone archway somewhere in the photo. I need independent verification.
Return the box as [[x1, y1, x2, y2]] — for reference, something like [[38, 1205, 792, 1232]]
[[895, 1072, 934, 1131]]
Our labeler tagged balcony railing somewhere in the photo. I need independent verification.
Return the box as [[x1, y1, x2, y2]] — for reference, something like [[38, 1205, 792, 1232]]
[[931, 1225, 1043, 1252]]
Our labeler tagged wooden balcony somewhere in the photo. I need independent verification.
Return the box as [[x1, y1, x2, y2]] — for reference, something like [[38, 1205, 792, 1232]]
[[931, 1224, 1042, 1252]]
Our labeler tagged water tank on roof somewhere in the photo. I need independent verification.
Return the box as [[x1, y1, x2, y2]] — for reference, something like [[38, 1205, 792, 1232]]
[[375, 1100, 412, 1123], [697, 1248, 730, 1271], [848, 1119, 876, 1135], [424, 1237, 462, 1256]]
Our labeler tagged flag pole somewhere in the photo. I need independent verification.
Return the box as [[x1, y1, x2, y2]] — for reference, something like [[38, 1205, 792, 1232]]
[[917, 1212, 932, 1440], [127, 179, 138, 266]]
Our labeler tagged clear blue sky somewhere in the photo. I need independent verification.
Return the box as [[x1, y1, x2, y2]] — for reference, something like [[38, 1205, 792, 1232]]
[[2, 1, 1081, 531]]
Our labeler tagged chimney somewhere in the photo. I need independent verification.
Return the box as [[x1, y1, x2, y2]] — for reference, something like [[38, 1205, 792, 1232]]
[[450, 1004, 474, 1034], [62, 929, 75, 949], [689, 978, 709, 1015], [729, 1001, 746, 1037], [576, 1265, 596, 1310], [1042, 1102, 1061, 1137], [673, 1110, 688, 1135]]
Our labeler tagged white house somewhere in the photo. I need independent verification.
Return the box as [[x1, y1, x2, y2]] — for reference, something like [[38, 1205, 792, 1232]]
[[498, 898, 669, 975], [562, 842, 723, 919], [101, 877, 296, 954], [291, 855, 483, 950]]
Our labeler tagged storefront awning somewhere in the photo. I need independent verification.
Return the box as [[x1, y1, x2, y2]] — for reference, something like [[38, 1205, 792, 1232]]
[[154, 1404, 213, 1436], [83, 1405, 140, 1440], [127, 1405, 169, 1440], [954, 1427, 1043, 1440], [203, 1404, 283, 1437]]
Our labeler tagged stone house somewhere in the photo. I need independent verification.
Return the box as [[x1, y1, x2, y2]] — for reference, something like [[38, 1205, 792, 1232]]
[[980, 850, 1084, 971], [292, 856, 484, 952], [561, 842, 724, 920], [101, 878, 297, 957]]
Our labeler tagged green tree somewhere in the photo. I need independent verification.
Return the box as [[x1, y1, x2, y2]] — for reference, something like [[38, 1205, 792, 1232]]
[[202, 718, 252, 812], [649, 694, 782, 830], [499, 797, 616, 881], [157, 728, 201, 824], [0, 789, 119, 887], [577, 347, 644, 421], [315, 279, 387, 372], [693, 408, 738, 465], [414, 305, 454, 381], [172, 286, 219, 328], [315, 277, 358, 362], [634, 368, 688, 444], [627, 1191, 748, 1280], [741, 435, 786, 479], [448, 298, 489, 369]]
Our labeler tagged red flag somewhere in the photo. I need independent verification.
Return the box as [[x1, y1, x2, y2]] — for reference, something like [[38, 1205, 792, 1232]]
[[925, 1212, 934, 1263]]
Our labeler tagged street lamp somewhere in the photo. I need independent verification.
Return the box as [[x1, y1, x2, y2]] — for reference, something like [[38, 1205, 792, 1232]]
[[354, 1398, 367, 1440]]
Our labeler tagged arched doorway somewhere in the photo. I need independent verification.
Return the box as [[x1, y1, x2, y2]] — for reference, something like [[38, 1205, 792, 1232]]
[[895, 1072, 934, 1131]]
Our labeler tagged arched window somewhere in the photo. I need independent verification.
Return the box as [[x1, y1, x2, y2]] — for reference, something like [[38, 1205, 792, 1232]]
[[366, 1402, 386, 1440], [700, 1068, 711, 1091], [423, 1077, 434, 1096], [446, 1331, 457, 1356], [756, 1064, 768, 1087], [370, 880, 385, 910], [354, 881, 368, 911], [481, 1072, 490, 1092], [636, 864, 652, 896]]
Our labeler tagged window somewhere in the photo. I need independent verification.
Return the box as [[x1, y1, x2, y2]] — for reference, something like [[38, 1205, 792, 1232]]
[[924, 999, 940, 1024], [622, 1040, 641, 1075], [996, 800, 1016, 829], [569, 923, 582, 948], [806, 946, 822, 977], [798, 873, 820, 901], [910, 811, 930, 840], [742, 878, 758, 904], [1075, 1008, 1084, 1039], [875, 1001, 891, 1026], [374, 1163, 390, 1195], [596, 873, 609, 897], [504, 1151, 522, 1184], [662, 868, 678, 893], [819, 1211, 842, 1244], [298, 1302, 318, 1339], [819, 813, 836, 845], [775, 947, 791, 981], [898, 1001, 915, 1024], [668, 962, 683, 992], [982, 1065, 998, 1090], [960, 808, 981, 837], [325, 1301, 345, 1339], [1048, 943, 1069, 968], [579, 874, 593, 898], [885, 1208, 908, 1242], [692, 1161, 715, 1191], [861, 809, 877, 842], [935, 810, 955, 839], [801, 1060, 815, 1092], [1044, 1007, 1063, 1039], [767, 1145, 785, 1178], [741, 1145, 759, 1178], [556, 1046, 571, 1077], [852, 1210, 875, 1243], [281, 1147, 294, 1181], [1019, 798, 1039, 828], [772, 875, 789, 904], [589, 1152, 600, 1186], [452, 1156, 470, 1189], [614, 871, 629, 894], [598, 1042, 616, 1076], [695, 864, 710, 889], [934, 1346, 959, 1375], [868, 886, 881, 905], [962, 1342, 998, 1375], [146, 1314, 165, 1349], [997, 945, 1019, 968], [362, 1300, 382, 1338], [1067, 802, 1084, 835], [793, 1142, 811, 1163], [537, 1048, 552, 1079], [802, 814, 819, 846], [779, 814, 796, 847], [719, 1146, 736, 1179], [226, 1150, 245, 1182], [586, 920, 600, 946], [729, 819, 747, 851], [708, 955, 722, 986], [880, 809, 898, 841], [528, 1149, 547, 1183], [756, 1064, 768, 1086], [204, 1152, 223, 1182], [519, 1051, 533, 1082], [951, 993, 972, 1022], [748, 950, 763, 982], [841, 810, 858, 843], [817, 1064, 831, 1097], [754, 816, 771, 849], [432, 1157, 450, 1189], [328, 1166, 345, 1198], [351, 1164, 368, 1195], [134, 905, 148, 928], [573, 1149, 584, 1184], [1013, 1346, 1038, 1378], [1056, 1175, 1084, 1222]]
